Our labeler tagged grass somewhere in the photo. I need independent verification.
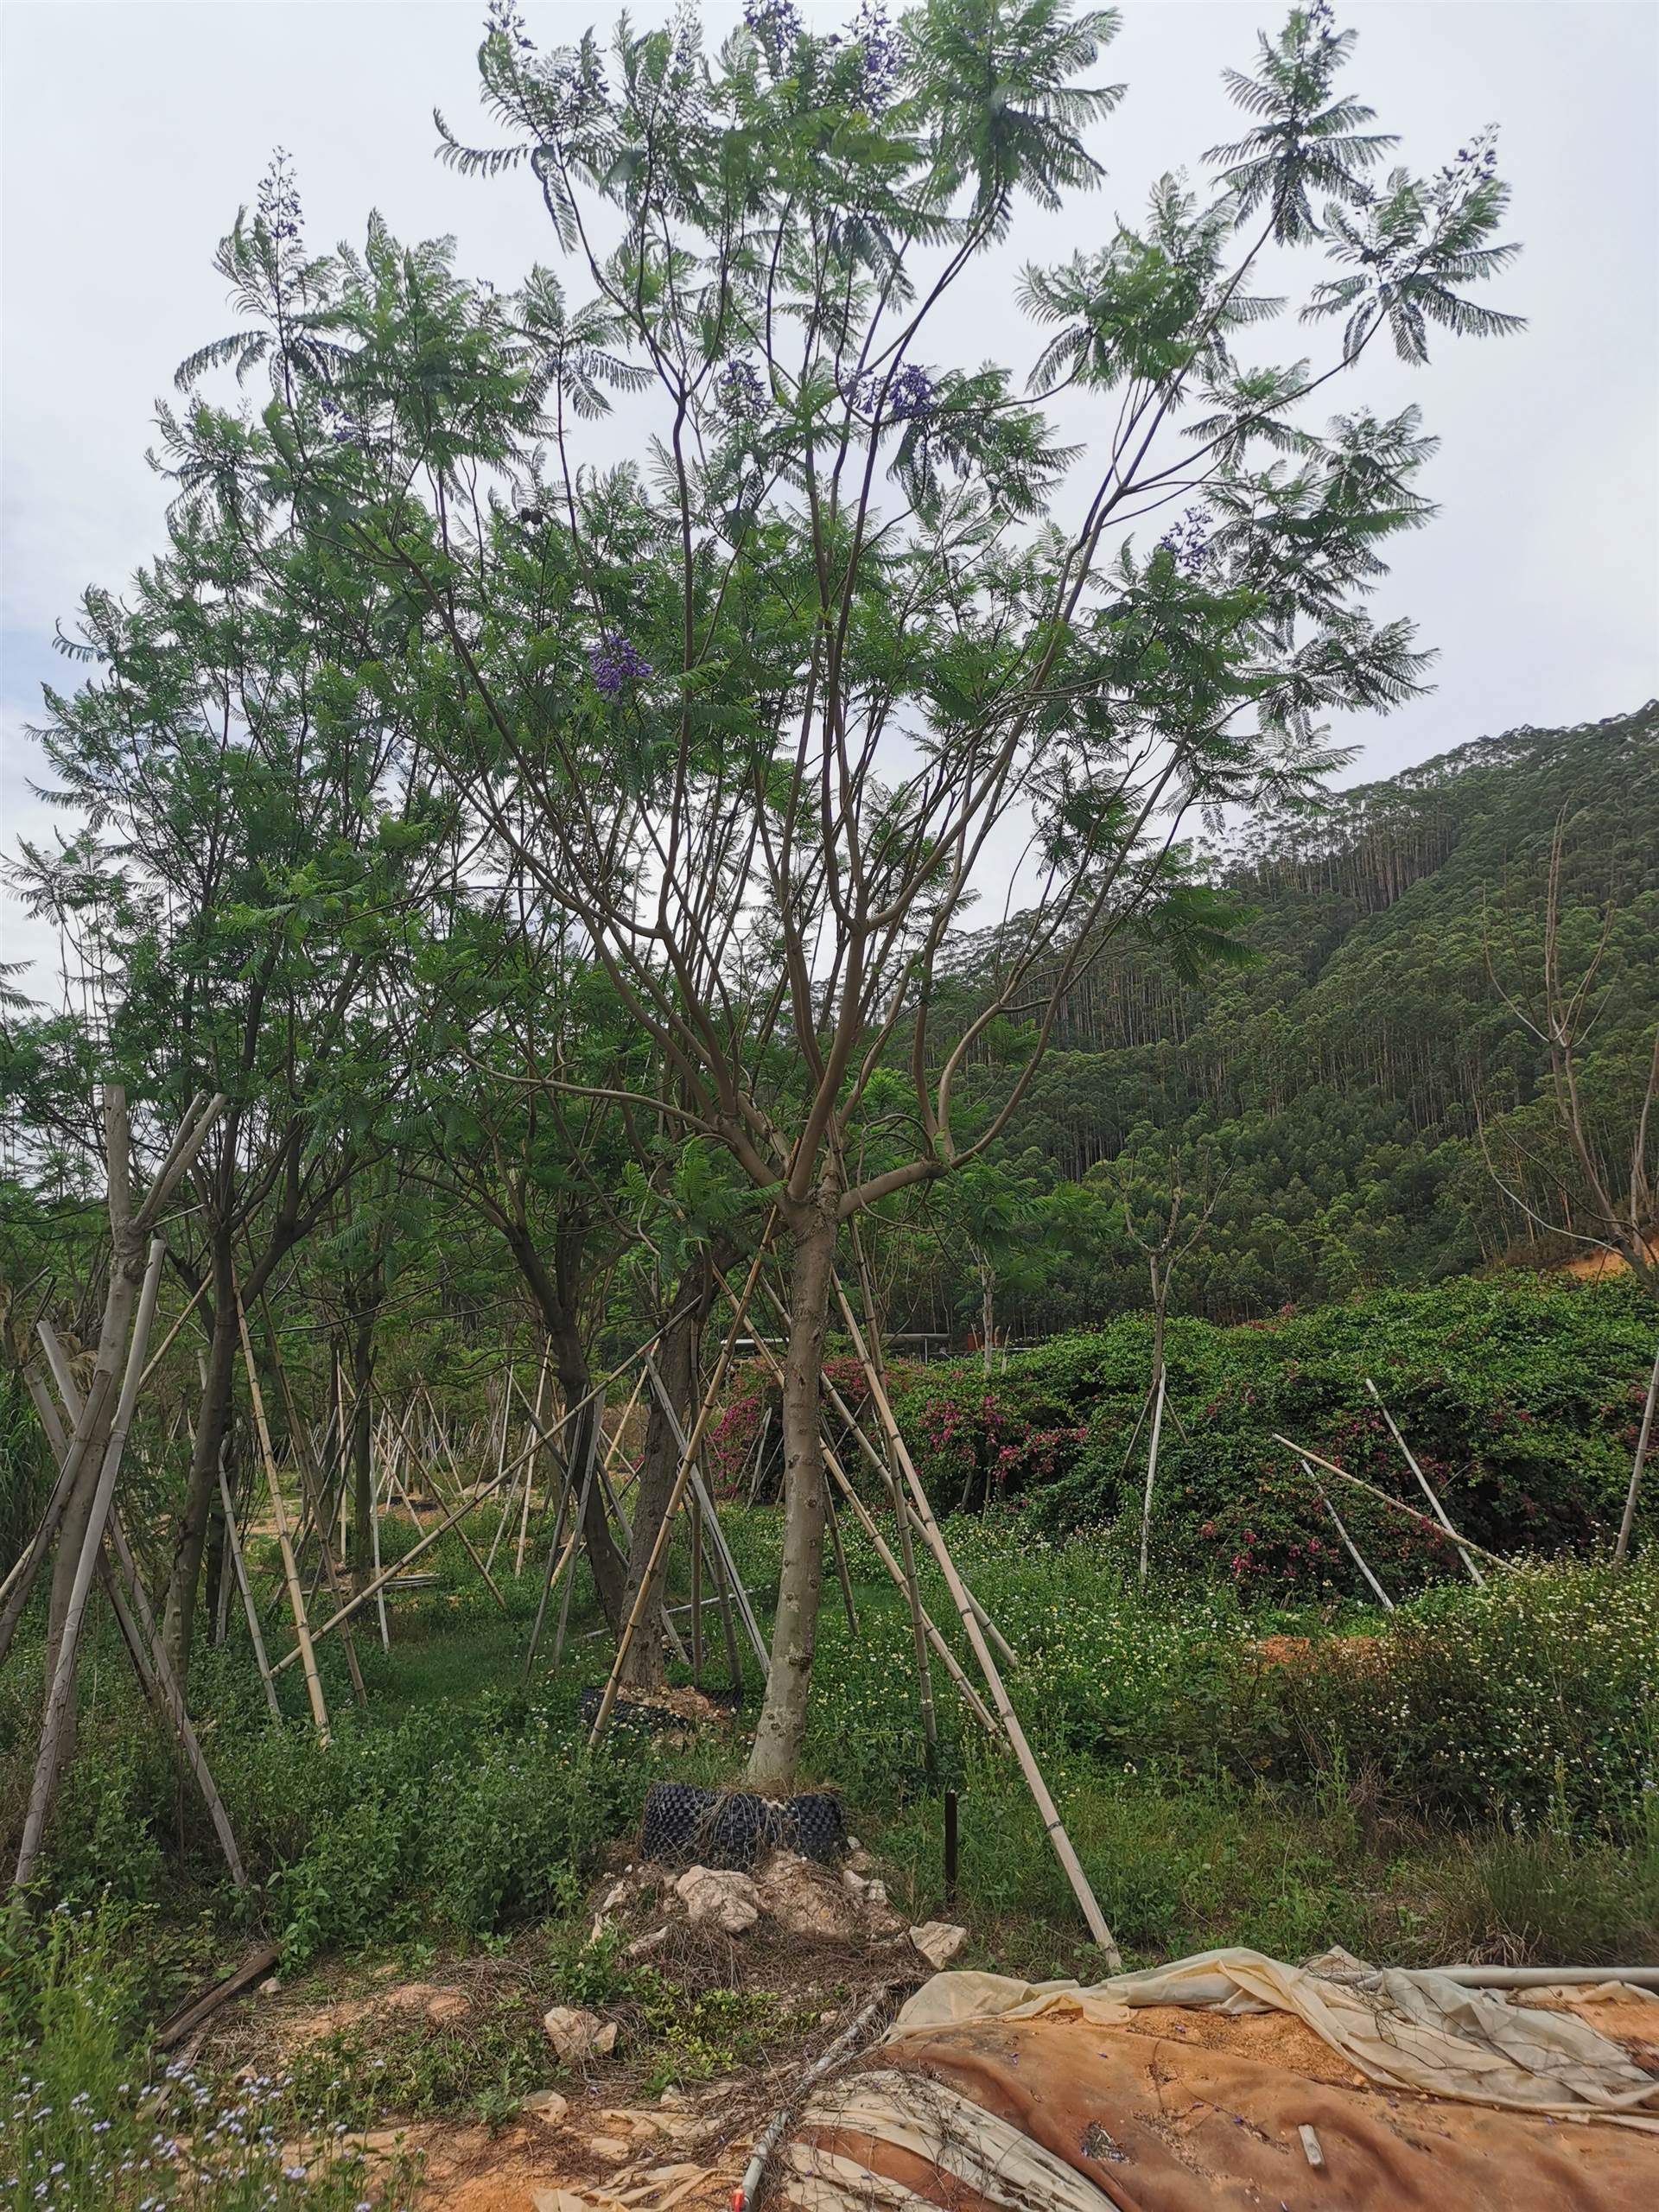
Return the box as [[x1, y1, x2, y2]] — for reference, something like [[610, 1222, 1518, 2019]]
[[3, 1493, 1657, 2194]]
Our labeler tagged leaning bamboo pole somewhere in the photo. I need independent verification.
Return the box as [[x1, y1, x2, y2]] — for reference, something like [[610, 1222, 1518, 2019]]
[[834, 1281, 1121, 1963], [14, 1236, 168, 1897], [1308, 1470, 1395, 1612], [237, 1295, 330, 1742], [719, 1269, 998, 1742], [262, 1311, 368, 1707], [267, 1428, 545, 1671], [20, 1342, 250, 1884], [106, 1511, 249, 1887], [1274, 1435, 1510, 1568], [219, 1454, 282, 1716], [1363, 1377, 1483, 1585], [587, 1240, 772, 1749], [385, 1395, 509, 1615]]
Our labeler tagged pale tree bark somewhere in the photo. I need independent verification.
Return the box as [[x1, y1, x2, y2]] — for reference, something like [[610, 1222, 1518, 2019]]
[[747, 1204, 838, 1792]]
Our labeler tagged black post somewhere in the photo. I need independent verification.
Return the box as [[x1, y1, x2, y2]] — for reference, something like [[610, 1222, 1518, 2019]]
[[943, 1789, 958, 1905]]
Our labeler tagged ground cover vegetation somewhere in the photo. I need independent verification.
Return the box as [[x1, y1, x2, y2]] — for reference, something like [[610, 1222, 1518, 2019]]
[[1, 0, 1656, 2202]]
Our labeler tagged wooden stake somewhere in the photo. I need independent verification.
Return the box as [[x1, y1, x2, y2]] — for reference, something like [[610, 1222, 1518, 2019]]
[[267, 1433, 539, 1672], [237, 1294, 329, 1742], [588, 1240, 772, 1748], [1614, 1344, 1659, 1562], [1137, 1367, 1166, 1592], [835, 1281, 1120, 1962], [1364, 1377, 1483, 1584], [385, 1395, 509, 1614], [14, 1235, 167, 1897], [1273, 1435, 1510, 1567], [1307, 1469, 1395, 1611]]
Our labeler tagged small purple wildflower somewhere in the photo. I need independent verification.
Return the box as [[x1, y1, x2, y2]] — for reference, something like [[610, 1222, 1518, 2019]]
[[589, 631, 652, 696]]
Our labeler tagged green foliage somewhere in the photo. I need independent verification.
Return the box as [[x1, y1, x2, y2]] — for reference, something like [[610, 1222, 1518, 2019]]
[[0, 1899, 416, 2212], [894, 1274, 1656, 1580], [882, 702, 1659, 1336]]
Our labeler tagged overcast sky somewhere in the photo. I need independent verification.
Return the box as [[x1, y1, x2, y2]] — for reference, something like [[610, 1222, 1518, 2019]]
[[3, 0, 1656, 988]]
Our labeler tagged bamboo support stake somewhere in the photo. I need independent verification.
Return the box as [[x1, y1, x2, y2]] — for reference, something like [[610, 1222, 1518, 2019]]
[[1364, 1377, 1483, 1585], [823, 1490, 860, 1637], [1614, 1344, 1659, 1561], [836, 1281, 1120, 1962], [715, 1281, 990, 1737], [237, 1296, 330, 1742], [815, 1357, 1017, 1670], [136, 1274, 209, 1391], [105, 1511, 248, 1886], [268, 1435, 539, 1671], [263, 1312, 368, 1708], [642, 1351, 770, 1672], [588, 1241, 772, 1748], [1307, 1469, 1395, 1611], [550, 1389, 605, 1678], [1273, 1435, 1510, 1567], [690, 1495, 704, 1682], [823, 1448, 998, 1739], [14, 1236, 167, 1897], [481, 1372, 518, 1575], [369, 1448, 390, 1651], [702, 1498, 745, 1691], [1137, 1368, 1167, 1592], [385, 1396, 509, 1614], [750, 1266, 1016, 1671], [219, 1455, 282, 1717]]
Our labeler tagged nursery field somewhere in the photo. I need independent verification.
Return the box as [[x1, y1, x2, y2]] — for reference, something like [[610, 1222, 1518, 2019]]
[[5, 1402, 1658, 2207]]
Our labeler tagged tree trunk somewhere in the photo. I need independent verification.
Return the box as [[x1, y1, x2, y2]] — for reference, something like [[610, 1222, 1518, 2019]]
[[550, 1317, 625, 1633], [618, 1279, 708, 1692], [161, 1235, 237, 1677], [747, 1205, 836, 1792]]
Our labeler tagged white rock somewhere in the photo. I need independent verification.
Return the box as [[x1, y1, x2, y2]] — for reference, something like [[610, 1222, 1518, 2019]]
[[520, 2087, 569, 2125], [627, 1925, 669, 1959], [258, 1976, 282, 1997], [586, 2133, 632, 2162], [675, 1864, 761, 1935], [542, 2004, 620, 2062], [908, 1920, 969, 1970]]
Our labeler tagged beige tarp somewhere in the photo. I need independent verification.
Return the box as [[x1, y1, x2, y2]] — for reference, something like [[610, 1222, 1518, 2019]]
[[892, 1946, 1659, 2123], [779, 1949, 1659, 2212]]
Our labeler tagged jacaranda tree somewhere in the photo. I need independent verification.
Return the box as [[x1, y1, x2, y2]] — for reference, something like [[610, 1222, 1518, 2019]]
[[168, 0, 1522, 1783]]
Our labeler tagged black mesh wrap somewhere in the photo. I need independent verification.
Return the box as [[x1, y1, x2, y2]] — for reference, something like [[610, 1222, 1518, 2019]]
[[639, 1781, 845, 1869]]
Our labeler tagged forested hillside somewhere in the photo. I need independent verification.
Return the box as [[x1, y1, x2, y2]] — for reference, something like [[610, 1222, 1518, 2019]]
[[888, 702, 1659, 1336]]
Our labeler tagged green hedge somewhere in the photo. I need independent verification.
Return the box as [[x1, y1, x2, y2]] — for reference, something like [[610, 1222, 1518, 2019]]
[[891, 1275, 1656, 1594]]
